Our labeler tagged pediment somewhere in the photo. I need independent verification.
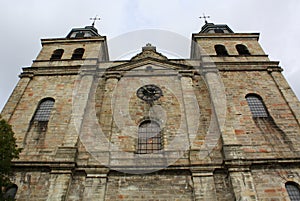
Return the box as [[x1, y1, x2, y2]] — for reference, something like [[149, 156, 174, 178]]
[[105, 44, 197, 73], [130, 43, 168, 61], [106, 57, 194, 72]]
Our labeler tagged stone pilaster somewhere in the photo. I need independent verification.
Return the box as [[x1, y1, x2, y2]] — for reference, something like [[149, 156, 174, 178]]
[[200, 68, 227, 159], [47, 170, 72, 201], [229, 168, 258, 201], [99, 73, 120, 141], [179, 71, 199, 151], [64, 74, 95, 147], [82, 174, 107, 201], [192, 172, 217, 201]]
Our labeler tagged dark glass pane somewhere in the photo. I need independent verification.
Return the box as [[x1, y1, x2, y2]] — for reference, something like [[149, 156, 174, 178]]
[[137, 120, 162, 154], [215, 45, 228, 56], [71, 48, 85, 59], [286, 183, 300, 201], [34, 99, 55, 121], [236, 44, 250, 55], [246, 95, 268, 117], [50, 49, 64, 60]]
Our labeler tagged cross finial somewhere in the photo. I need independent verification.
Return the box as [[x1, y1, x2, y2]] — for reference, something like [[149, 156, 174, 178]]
[[199, 13, 210, 24], [90, 15, 101, 27]]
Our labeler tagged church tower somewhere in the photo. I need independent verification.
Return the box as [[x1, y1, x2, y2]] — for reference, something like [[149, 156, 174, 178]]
[[1, 21, 300, 201]]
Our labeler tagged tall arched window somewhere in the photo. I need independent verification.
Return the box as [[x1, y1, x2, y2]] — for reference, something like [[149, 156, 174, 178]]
[[246, 94, 269, 117], [31, 98, 55, 133], [71, 48, 85, 60], [236, 44, 250, 55], [50, 49, 64, 60], [214, 45, 229, 56], [286, 182, 300, 201], [137, 120, 162, 154]]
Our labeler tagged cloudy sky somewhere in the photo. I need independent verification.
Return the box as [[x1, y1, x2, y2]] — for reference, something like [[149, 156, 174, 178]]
[[1, 0, 299, 111]]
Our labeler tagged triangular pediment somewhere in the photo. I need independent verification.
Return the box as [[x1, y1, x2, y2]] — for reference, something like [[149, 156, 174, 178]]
[[105, 44, 197, 73], [106, 57, 194, 72], [130, 43, 168, 61]]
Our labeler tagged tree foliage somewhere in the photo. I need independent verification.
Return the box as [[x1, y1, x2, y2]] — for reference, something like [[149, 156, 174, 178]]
[[0, 116, 22, 199]]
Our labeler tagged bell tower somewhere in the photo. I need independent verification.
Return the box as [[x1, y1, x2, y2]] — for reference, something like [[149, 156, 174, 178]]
[[32, 25, 109, 68]]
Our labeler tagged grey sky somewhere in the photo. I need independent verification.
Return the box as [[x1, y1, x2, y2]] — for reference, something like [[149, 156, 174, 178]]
[[1, 0, 299, 111]]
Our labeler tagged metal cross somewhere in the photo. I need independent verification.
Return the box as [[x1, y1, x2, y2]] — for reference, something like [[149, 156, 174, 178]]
[[199, 13, 210, 24], [90, 15, 101, 27]]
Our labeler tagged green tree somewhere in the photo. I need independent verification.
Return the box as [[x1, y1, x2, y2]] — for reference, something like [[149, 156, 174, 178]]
[[0, 116, 22, 200]]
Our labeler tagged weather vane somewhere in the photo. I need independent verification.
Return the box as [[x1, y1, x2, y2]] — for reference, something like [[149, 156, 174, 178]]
[[90, 15, 101, 27], [199, 13, 210, 24]]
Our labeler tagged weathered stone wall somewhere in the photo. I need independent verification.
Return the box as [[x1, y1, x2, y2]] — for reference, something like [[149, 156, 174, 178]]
[[221, 70, 300, 159], [11, 169, 51, 201], [252, 166, 300, 200], [105, 171, 194, 201], [7, 75, 78, 161]]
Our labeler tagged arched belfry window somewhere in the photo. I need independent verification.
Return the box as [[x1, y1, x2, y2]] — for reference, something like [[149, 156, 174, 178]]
[[286, 182, 300, 201], [236, 44, 250, 55], [71, 48, 85, 60], [215, 44, 229, 56], [31, 98, 55, 133], [50, 49, 64, 60], [246, 94, 269, 117], [137, 120, 162, 154]]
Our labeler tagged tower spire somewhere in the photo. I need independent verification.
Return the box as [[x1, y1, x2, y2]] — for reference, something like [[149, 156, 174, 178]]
[[199, 13, 210, 24], [90, 15, 101, 27]]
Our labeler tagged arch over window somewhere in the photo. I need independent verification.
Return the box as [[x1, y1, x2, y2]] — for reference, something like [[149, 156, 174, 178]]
[[286, 182, 300, 201], [246, 94, 269, 117], [214, 45, 229, 56], [236, 44, 250, 55], [31, 98, 55, 132], [137, 120, 162, 154], [50, 49, 64, 60], [71, 48, 85, 60]]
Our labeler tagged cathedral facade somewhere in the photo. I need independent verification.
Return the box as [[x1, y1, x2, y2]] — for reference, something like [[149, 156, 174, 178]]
[[2, 22, 300, 200]]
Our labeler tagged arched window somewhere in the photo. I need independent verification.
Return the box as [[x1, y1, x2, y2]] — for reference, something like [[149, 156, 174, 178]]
[[31, 98, 55, 133], [71, 48, 85, 60], [236, 44, 250, 55], [214, 45, 229, 56], [286, 182, 300, 201], [137, 120, 162, 154], [3, 184, 18, 200], [50, 49, 64, 60], [246, 94, 269, 117]]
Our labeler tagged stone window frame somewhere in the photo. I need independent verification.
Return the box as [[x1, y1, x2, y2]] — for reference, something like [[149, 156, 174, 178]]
[[30, 98, 55, 133], [137, 120, 162, 154], [246, 94, 269, 118], [236, 44, 251, 55], [214, 44, 229, 56], [285, 182, 300, 201], [50, 49, 64, 60], [71, 48, 85, 60]]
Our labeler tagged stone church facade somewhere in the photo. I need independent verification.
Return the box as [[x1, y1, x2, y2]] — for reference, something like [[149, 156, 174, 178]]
[[2, 22, 300, 200]]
